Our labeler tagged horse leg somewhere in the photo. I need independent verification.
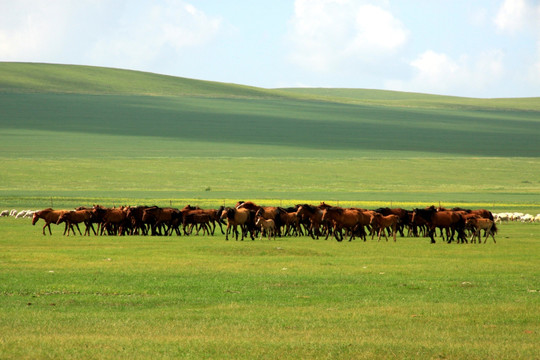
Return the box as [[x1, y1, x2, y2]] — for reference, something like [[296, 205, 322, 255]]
[[429, 227, 436, 244], [75, 223, 82, 236]]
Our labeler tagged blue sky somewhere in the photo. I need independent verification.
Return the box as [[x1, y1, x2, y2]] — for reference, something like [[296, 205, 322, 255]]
[[1, 0, 539, 98]]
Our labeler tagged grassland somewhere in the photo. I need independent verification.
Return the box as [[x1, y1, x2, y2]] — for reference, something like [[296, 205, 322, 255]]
[[0, 218, 538, 359]]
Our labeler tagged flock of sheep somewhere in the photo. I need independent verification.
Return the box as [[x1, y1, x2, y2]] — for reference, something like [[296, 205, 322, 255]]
[[494, 212, 540, 223], [2, 209, 540, 223], [0, 209, 37, 219]]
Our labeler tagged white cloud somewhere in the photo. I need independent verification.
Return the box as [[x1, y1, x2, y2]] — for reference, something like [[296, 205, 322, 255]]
[[494, 0, 540, 91], [287, 0, 408, 72], [493, 0, 539, 32], [0, 1, 222, 70], [389, 50, 505, 97]]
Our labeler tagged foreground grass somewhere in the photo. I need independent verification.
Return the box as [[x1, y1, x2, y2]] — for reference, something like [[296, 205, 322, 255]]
[[0, 219, 538, 359]]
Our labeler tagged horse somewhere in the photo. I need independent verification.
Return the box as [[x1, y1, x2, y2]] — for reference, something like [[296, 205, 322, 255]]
[[255, 216, 276, 240], [32, 208, 70, 235], [278, 207, 303, 236], [221, 207, 254, 241], [296, 204, 325, 239], [412, 206, 467, 244], [321, 207, 370, 242], [182, 211, 211, 236], [93, 206, 129, 236], [125, 206, 150, 235], [369, 213, 400, 242], [466, 217, 497, 243], [373, 207, 410, 237], [142, 206, 182, 236], [238, 202, 283, 236], [56, 209, 94, 236]]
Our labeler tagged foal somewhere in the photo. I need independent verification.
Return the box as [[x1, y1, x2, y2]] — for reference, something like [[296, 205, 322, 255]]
[[255, 216, 276, 240]]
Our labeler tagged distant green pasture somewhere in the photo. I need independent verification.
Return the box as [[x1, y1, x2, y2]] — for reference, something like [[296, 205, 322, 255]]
[[1, 155, 539, 211]]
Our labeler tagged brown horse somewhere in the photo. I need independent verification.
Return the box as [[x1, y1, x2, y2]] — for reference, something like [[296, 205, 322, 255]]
[[255, 216, 276, 240], [369, 213, 400, 242], [94, 206, 129, 236], [221, 207, 254, 241], [296, 204, 324, 239], [412, 206, 466, 244], [125, 206, 150, 235], [374, 207, 410, 237], [321, 207, 370, 242], [466, 217, 497, 243], [142, 206, 182, 236], [32, 208, 70, 235], [278, 207, 303, 236], [56, 209, 95, 236], [238, 202, 283, 236]]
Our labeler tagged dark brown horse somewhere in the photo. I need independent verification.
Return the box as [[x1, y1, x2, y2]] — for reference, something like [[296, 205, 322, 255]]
[[296, 204, 324, 239], [412, 206, 466, 244]]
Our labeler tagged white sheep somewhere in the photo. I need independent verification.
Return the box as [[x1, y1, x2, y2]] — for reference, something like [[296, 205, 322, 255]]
[[0, 210, 9, 217]]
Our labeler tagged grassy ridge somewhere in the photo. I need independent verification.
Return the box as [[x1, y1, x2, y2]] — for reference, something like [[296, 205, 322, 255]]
[[0, 62, 279, 98], [0, 219, 538, 359]]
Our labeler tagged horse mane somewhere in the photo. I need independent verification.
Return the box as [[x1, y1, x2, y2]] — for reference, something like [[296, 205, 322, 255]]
[[300, 204, 316, 213], [327, 207, 344, 214], [452, 207, 471, 212]]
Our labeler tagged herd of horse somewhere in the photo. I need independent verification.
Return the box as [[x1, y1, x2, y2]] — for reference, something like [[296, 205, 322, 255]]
[[31, 201, 498, 244]]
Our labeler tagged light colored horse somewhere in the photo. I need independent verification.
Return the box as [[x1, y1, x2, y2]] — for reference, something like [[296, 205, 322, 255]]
[[466, 218, 497, 243], [255, 216, 276, 240]]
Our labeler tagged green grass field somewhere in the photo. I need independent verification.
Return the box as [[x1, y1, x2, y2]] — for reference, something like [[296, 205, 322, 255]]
[[0, 218, 538, 359]]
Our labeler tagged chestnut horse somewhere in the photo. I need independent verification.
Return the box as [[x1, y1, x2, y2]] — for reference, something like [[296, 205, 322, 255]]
[[32, 208, 70, 235], [56, 209, 94, 236], [221, 207, 254, 241], [466, 217, 497, 243], [369, 213, 400, 242], [321, 207, 370, 242], [412, 206, 466, 244], [238, 201, 283, 236]]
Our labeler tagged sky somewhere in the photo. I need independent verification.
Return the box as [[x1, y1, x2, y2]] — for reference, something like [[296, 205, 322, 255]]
[[1, 0, 539, 98]]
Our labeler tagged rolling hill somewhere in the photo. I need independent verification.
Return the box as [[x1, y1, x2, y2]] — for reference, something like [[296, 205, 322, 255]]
[[0, 62, 539, 207]]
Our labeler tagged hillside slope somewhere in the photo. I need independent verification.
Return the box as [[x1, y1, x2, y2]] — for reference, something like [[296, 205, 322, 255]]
[[0, 62, 281, 98], [0, 62, 539, 158], [2, 62, 539, 111]]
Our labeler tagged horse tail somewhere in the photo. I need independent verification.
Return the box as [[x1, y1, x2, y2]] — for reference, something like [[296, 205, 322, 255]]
[[491, 222, 498, 234]]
